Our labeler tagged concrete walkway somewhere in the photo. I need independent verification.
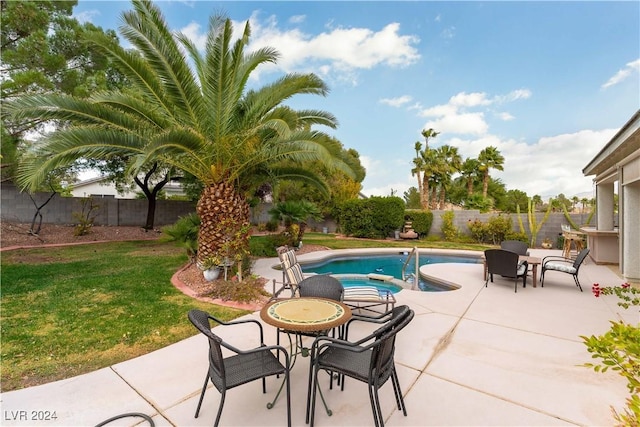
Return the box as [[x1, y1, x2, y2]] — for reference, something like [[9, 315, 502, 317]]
[[1, 248, 634, 426]]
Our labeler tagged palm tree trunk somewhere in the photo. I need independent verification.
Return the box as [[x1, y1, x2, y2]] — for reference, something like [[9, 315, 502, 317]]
[[196, 180, 250, 268], [421, 175, 430, 210], [482, 172, 489, 198], [467, 178, 473, 196]]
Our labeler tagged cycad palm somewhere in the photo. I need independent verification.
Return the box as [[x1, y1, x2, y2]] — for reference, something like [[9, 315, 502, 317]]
[[9, 0, 352, 268]]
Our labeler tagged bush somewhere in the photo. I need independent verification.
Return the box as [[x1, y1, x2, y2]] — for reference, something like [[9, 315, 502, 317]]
[[405, 210, 433, 237], [201, 276, 270, 303], [265, 220, 279, 232], [335, 197, 404, 239], [161, 213, 200, 261], [467, 215, 515, 244], [441, 210, 459, 241], [249, 234, 289, 257]]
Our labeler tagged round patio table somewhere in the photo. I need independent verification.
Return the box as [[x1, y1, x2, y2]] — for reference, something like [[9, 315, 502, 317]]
[[260, 297, 351, 333]]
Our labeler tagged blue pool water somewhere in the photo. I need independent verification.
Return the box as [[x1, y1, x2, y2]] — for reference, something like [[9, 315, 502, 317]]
[[302, 253, 479, 292], [336, 276, 404, 294]]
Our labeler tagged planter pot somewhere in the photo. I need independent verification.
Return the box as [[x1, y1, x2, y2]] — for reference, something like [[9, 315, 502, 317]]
[[203, 267, 221, 282], [541, 242, 553, 249]]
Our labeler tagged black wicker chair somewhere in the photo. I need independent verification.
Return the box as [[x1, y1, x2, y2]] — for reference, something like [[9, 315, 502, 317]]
[[540, 248, 590, 291], [500, 240, 530, 256], [188, 309, 291, 427], [484, 249, 528, 292], [306, 305, 415, 426]]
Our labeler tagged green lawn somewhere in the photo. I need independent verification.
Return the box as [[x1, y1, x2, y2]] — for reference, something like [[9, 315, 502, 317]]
[[0, 241, 247, 392]]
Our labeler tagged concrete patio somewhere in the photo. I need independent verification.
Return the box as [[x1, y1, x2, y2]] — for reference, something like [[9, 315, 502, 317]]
[[1, 248, 634, 426]]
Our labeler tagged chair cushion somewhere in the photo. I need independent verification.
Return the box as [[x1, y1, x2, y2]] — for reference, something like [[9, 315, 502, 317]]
[[280, 250, 297, 269], [344, 286, 386, 301], [517, 263, 527, 276], [285, 263, 305, 284], [545, 262, 576, 274]]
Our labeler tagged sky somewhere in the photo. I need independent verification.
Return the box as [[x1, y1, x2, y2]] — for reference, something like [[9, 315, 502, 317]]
[[74, 1, 640, 200]]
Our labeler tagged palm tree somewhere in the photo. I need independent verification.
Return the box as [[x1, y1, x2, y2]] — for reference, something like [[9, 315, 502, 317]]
[[478, 146, 505, 198], [411, 141, 424, 206], [433, 145, 462, 209], [415, 128, 439, 209], [460, 157, 480, 196], [9, 0, 353, 271]]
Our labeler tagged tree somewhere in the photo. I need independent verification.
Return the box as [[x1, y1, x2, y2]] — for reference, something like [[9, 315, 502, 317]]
[[403, 186, 421, 209], [432, 145, 461, 209], [9, 0, 354, 273], [478, 146, 505, 198], [460, 157, 480, 197], [503, 189, 529, 213], [413, 128, 439, 209]]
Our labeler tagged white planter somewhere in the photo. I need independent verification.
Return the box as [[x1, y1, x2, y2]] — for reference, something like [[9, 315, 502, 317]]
[[203, 267, 221, 281]]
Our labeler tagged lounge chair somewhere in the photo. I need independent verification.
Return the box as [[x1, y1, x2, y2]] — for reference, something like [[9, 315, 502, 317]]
[[274, 247, 395, 313]]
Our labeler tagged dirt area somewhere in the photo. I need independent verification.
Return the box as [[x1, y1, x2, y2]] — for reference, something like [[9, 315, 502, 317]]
[[1, 221, 329, 298]]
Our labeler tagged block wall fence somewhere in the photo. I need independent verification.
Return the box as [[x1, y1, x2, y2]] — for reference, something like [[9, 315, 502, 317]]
[[1, 182, 592, 247]]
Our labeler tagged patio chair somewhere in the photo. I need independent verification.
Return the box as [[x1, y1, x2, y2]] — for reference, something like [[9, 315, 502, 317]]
[[484, 249, 528, 292], [500, 240, 530, 256], [187, 309, 291, 427], [307, 305, 415, 426], [540, 248, 590, 292], [273, 247, 396, 313]]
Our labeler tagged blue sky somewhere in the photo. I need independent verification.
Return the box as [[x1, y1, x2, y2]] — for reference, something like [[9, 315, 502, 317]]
[[74, 1, 640, 199]]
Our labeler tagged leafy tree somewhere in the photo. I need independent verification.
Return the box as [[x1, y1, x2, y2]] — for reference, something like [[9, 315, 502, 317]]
[[478, 146, 505, 198], [8, 1, 354, 272], [269, 200, 322, 246], [403, 186, 421, 209], [432, 144, 462, 209], [503, 189, 529, 213]]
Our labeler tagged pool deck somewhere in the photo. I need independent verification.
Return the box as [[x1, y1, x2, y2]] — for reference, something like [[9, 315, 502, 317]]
[[1, 248, 635, 426]]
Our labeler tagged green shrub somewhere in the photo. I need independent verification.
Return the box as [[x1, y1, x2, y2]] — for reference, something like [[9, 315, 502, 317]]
[[467, 218, 488, 243], [335, 197, 404, 239], [405, 210, 433, 237], [265, 220, 279, 232], [486, 215, 513, 244], [441, 210, 459, 241], [161, 213, 200, 261], [249, 234, 289, 257]]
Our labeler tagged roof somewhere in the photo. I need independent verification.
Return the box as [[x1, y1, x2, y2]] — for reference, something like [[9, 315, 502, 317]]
[[582, 109, 640, 180]]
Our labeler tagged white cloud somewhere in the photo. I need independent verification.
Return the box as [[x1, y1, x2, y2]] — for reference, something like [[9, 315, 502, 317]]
[[497, 112, 515, 121], [442, 128, 617, 198], [289, 15, 306, 24], [440, 26, 456, 39], [74, 10, 100, 24], [424, 112, 488, 135], [379, 95, 413, 107], [450, 92, 491, 107], [177, 12, 420, 83], [601, 58, 640, 89]]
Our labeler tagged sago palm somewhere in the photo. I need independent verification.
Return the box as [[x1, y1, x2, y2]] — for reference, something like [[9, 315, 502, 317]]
[[8, 0, 353, 269]]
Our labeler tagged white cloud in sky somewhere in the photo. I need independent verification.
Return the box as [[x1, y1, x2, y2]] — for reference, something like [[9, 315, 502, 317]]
[[379, 96, 413, 107], [178, 12, 420, 82], [496, 112, 515, 121], [601, 58, 640, 89], [74, 10, 100, 24]]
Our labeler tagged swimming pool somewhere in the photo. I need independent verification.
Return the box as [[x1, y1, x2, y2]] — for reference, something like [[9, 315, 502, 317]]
[[301, 252, 480, 292], [333, 274, 405, 294]]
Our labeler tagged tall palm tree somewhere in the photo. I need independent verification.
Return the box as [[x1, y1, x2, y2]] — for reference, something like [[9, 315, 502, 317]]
[[460, 157, 480, 196], [9, 0, 353, 269], [416, 128, 439, 209], [411, 141, 424, 206], [433, 145, 462, 209], [478, 146, 505, 198]]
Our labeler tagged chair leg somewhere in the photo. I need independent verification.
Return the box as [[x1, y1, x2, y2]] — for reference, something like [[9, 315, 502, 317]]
[[391, 369, 406, 415], [309, 367, 320, 427], [213, 389, 226, 427], [540, 269, 545, 287], [194, 373, 209, 418], [285, 370, 292, 427], [368, 384, 382, 427], [573, 275, 583, 292]]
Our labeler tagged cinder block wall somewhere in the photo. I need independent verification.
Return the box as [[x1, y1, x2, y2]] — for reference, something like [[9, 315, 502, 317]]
[[1, 182, 594, 245]]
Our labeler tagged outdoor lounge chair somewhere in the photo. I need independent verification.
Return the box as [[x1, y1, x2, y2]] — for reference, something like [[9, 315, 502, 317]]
[[484, 249, 528, 292], [188, 309, 292, 427], [540, 248, 590, 291], [274, 247, 396, 313], [306, 305, 415, 426], [500, 240, 530, 256]]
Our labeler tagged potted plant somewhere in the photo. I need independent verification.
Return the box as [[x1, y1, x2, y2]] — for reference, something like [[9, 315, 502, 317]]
[[200, 256, 222, 281], [541, 237, 553, 249]]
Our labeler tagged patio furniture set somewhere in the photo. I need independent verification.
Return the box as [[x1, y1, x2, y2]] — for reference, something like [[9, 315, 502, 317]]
[[187, 236, 590, 426]]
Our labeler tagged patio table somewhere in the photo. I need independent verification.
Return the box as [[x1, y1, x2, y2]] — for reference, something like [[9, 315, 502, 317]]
[[260, 297, 351, 413]]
